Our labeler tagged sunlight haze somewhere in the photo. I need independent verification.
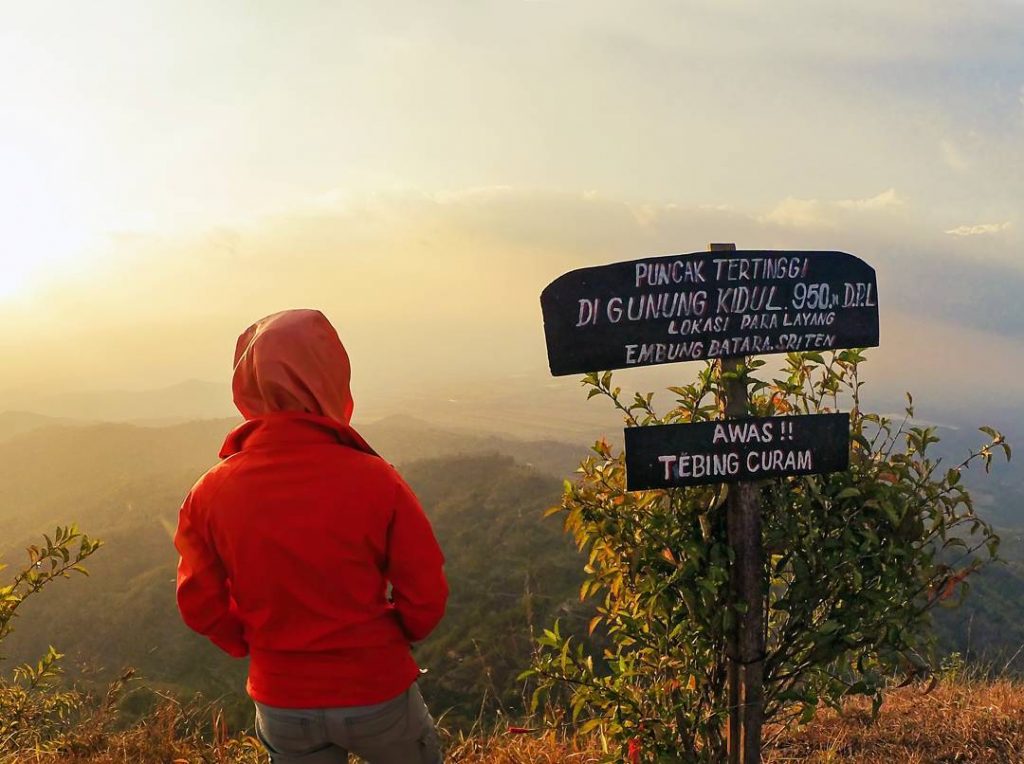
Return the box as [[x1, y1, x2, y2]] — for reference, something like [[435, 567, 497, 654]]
[[3, 7, 1024, 760], [2, 0, 1022, 431]]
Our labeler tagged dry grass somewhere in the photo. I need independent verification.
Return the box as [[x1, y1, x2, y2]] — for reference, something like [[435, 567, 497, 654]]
[[447, 680, 1024, 763], [765, 678, 1024, 763], [444, 730, 603, 764], [4, 679, 1024, 763], [0, 702, 266, 764]]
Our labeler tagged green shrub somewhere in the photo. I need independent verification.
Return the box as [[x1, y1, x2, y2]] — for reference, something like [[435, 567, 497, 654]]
[[526, 350, 1009, 763], [0, 525, 102, 753]]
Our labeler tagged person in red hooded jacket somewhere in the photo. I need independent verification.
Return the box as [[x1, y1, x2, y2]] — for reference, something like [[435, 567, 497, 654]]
[[174, 309, 448, 763]]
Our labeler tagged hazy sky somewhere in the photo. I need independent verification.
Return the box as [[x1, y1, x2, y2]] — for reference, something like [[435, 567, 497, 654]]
[[1, 2, 1022, 424]]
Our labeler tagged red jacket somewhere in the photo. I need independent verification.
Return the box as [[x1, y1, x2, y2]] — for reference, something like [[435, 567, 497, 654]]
[[174, 411, 448, 707]]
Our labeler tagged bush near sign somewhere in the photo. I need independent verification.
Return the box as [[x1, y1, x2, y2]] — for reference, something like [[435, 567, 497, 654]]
[[541, 250, 879, 376], [624, 413, 850, 491]]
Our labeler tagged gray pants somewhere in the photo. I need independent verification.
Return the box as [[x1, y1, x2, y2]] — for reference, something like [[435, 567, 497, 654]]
[[254, 683, 443, 763]]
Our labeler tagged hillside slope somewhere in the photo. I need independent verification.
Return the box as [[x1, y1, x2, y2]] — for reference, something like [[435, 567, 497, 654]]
[[0, 418, 585, 728], [0, 413, 1020, 730]]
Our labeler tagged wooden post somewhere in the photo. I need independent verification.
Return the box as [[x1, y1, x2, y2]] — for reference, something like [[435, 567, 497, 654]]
[[712, 243, 743, 764], [710, 242, 765, 764]]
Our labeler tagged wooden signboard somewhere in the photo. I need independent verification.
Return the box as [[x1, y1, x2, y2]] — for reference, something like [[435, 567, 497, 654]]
[[624, 413, 849, 491], [541, 243, 877, 764], [540, 250, 878, 376]]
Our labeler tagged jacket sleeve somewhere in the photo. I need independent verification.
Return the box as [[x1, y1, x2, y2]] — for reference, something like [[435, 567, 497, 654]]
[[173, 486, 248, 658], [385, 473, 448, 643]]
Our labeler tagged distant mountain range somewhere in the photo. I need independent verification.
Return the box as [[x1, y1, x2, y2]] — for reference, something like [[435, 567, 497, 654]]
[[0, 372, 630, 440], [3, 371, 1018, 525], [3, 371, 1021, 449], [0, 380, 234, 424], [0, 410, 84, 441]]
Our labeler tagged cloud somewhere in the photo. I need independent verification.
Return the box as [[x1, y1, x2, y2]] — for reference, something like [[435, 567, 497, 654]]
[[835, 188, 905, 211], [760, 189, 905, 229], [944, 221, 1013, 236], [1, 186, 1022, 410]]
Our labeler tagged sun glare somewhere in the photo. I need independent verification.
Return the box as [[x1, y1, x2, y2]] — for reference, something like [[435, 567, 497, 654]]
[[0, 242, 95, 305], [0, 239, 90, 304], [0, 152, 94, 303], [0, 267, 29, 301]]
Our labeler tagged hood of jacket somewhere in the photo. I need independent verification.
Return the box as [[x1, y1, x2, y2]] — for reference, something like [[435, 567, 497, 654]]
[[227, 308, 376, 456]]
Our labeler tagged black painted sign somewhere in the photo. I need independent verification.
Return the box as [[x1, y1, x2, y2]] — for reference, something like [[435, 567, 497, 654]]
[[624, 413, 850, 490], [541, 250, 878, 376]]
